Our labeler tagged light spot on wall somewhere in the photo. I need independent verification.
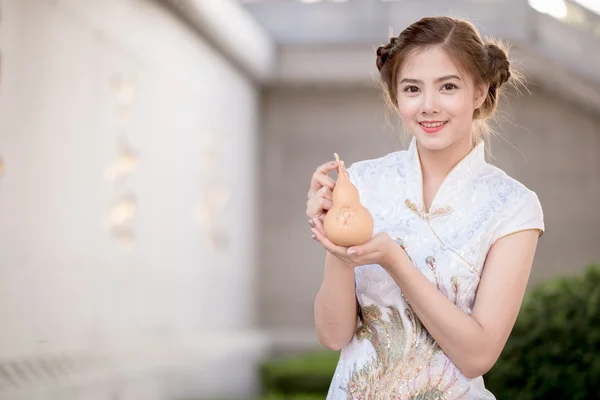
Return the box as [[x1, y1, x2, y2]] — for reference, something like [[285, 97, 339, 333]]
[[195, 134, 230, 253], [107, 74, 139, 249]]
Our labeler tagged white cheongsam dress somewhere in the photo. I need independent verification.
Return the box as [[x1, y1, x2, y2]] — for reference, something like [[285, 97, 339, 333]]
[[326, 137, 545, 400]]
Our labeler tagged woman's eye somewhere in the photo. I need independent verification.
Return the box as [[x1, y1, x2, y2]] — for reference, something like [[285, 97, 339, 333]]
[[442, 83, 457, 91], [404, 86, 419, 93]]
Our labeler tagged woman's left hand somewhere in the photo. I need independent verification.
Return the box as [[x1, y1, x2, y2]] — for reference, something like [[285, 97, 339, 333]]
[[310, 217, 400, 269]]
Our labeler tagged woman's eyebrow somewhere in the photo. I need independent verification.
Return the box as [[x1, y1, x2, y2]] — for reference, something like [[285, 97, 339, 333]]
[[399, 75, 462, 84]]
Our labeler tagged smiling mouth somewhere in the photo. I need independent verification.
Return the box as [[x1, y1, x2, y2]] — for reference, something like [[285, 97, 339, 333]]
[[419, 121, 448, 128]]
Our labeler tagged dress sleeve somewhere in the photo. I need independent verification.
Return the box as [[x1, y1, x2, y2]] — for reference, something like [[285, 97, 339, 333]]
[[492, 190, 545, 243]]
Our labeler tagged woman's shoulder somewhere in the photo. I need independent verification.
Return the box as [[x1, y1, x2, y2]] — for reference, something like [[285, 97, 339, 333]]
[[478, 164, 541, 206], [478, 164, 545, 239]]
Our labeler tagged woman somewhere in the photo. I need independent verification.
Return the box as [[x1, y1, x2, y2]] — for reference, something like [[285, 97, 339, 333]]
[[306, 16, 544, 399]]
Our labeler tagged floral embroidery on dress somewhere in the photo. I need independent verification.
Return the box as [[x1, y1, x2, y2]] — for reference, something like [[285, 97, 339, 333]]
[[345, 304, 470, 399]]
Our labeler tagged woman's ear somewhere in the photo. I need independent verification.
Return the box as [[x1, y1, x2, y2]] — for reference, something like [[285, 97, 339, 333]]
[[474, 82, 489, 109]]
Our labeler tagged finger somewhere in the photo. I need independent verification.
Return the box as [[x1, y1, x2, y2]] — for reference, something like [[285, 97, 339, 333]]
[[306, 190, 332, 218], [316, 160, 339, 176], [319, 186, 332, 200], [306, 210, 323, 221], [308, 165, 338, 198], [312, 216, 326, 236], [305, 200, 317, 219], [308, 195, 332, 211], [311, 227, 347, 256], [308, 173, 337, 198], [347, 236, 376, 256], [306, 197, 328, 219], [319, 198, 333, 211]]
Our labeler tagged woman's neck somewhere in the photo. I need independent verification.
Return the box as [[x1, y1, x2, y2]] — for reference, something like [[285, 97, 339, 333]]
[[417, 135, 474, 210]]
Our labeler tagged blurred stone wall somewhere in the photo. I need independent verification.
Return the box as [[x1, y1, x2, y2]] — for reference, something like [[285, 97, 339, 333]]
[[258, 84, 600, 351]]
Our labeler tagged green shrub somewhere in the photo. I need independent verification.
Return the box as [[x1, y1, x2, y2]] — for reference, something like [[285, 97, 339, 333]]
[[259, 350, 340, 395], [259, 265, 600, 398], [484, 264, 600, 400]]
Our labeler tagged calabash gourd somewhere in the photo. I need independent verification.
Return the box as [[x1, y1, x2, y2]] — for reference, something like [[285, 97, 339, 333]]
[[323, 153, 374, 247]]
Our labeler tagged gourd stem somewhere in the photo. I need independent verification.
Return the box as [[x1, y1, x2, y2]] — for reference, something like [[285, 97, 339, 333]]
[[333, 153, 346, 179]]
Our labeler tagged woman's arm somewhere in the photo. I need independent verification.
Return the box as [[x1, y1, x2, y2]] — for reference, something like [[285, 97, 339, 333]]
[[306, 160, 358, 351], [314, 251, 358, 351], [384, 229, 540, 378]]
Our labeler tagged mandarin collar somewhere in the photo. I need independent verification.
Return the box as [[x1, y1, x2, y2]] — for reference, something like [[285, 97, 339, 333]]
[[404, 136, 486, 220]]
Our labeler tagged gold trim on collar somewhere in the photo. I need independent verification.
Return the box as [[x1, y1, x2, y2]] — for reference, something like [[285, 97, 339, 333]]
[[405, 199, 453, 220], [404, 199, 475, 273]]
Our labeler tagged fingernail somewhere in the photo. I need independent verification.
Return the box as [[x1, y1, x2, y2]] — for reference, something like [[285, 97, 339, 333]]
[[348, 248, 356, 255], [311, 234, 316, 240], [308, 220, 314, 227]]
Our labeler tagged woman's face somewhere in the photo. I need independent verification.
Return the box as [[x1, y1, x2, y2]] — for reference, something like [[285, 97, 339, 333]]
[[396, 46, 487, 152]]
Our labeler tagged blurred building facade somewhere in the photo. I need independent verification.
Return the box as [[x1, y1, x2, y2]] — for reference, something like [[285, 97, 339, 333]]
[[0, 0, 272, 398], [252, 0, 600, 354], [0, 0, 599, 399]]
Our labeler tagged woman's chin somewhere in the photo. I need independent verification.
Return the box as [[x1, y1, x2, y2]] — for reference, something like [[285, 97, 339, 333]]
[[413, 132, 452, 151]]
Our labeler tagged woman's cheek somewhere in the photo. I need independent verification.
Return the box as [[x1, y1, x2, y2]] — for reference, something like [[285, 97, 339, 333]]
[[441, 93, 469, 117], [397, 96, 421, 118]]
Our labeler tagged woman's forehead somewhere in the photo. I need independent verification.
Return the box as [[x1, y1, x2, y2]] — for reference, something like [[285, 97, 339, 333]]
[[400, 47, 460, 78], [398, 47, 477, 86]]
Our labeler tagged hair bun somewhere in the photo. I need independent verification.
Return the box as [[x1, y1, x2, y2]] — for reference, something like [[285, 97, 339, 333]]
[[377, 36, 401, 71], [376, 42, 393, 71], [485, 43, 511, 88]]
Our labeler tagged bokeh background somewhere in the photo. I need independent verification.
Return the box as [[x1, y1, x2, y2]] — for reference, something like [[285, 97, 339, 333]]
[[0, 0, 599, 399]]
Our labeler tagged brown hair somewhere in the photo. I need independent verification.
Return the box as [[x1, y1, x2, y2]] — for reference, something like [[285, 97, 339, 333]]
[[376, 16, 514, 143]]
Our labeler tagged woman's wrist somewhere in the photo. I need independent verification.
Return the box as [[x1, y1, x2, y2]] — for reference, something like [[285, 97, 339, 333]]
[[327, 250, 357, 270], [382, 240, 410, 273]]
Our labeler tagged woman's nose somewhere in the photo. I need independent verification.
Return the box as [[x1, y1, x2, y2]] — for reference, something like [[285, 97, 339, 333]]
[[421, 92, 441, 115]]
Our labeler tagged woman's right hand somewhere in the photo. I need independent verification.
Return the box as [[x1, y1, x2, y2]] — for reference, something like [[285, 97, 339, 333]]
[[306, 160, 338, 228]]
